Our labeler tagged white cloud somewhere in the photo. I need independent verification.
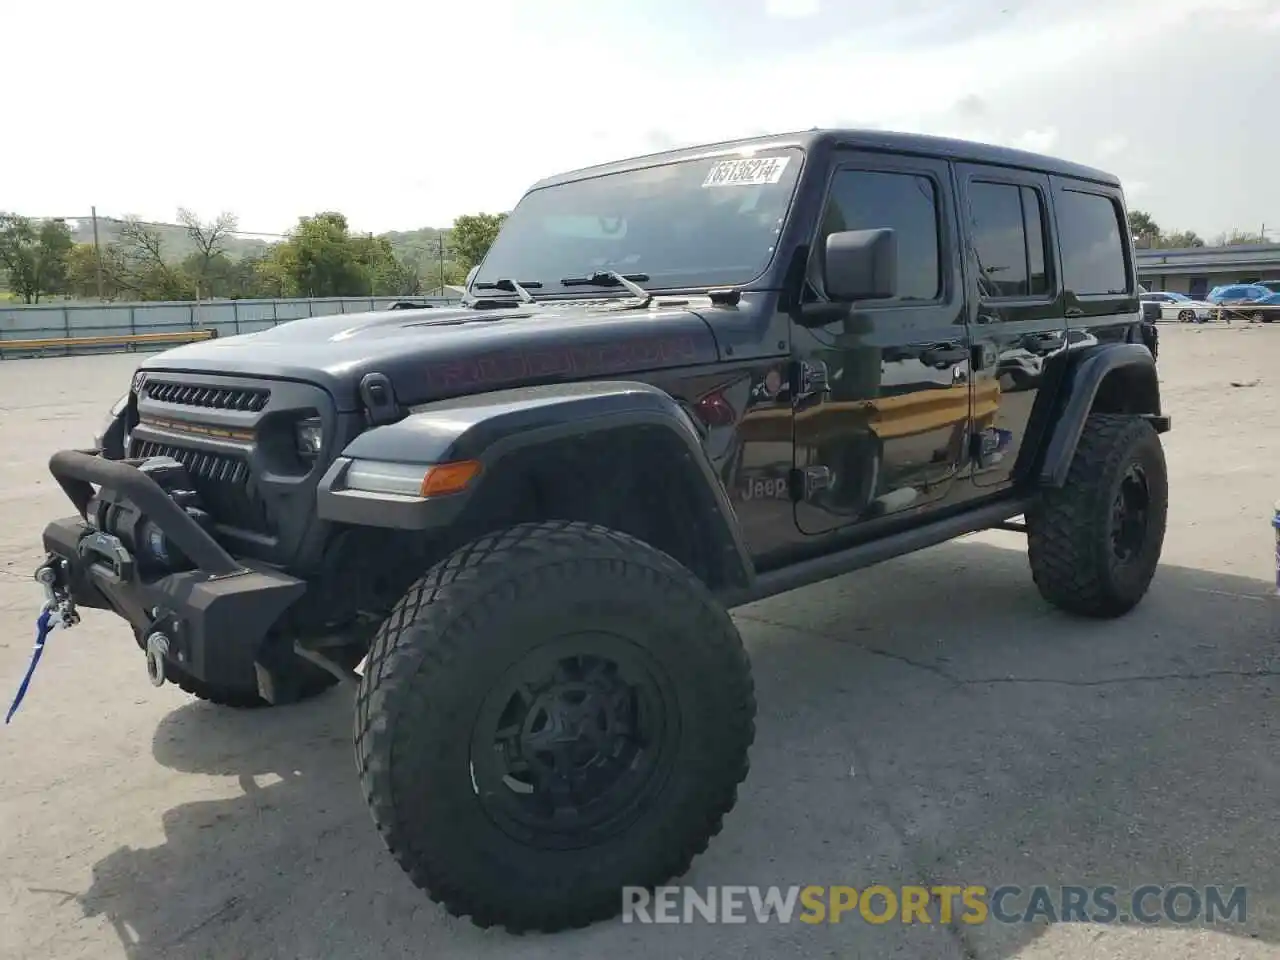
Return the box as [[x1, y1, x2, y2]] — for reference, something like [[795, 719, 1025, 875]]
[[765, 0, 820, 18], [1011, 128, 1060, 153], [1, 0, 1277, 239], [1095, 135, 1130, 160]]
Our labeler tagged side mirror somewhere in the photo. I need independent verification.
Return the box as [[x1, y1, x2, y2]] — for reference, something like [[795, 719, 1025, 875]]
[[824, 228, 897, 302]]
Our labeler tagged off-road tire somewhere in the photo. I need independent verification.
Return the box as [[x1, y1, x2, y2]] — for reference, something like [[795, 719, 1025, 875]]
[[354, 520, 756, 933], [158, 655, 339, 709], [1027, 413, 1167, 618], [166, 667, 337, 709]]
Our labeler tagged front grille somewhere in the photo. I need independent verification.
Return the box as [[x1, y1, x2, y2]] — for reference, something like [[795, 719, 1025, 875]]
[[144, 380, 270, 412], [131, 440, 272, 535]]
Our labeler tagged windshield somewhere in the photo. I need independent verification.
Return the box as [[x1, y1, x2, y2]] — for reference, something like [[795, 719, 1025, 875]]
[[474, 149, 803, 294]]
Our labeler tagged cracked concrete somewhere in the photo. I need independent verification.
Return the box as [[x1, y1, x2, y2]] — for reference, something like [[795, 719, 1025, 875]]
[[1, 325, 1279, 960], [739, 611, 1280, 688]]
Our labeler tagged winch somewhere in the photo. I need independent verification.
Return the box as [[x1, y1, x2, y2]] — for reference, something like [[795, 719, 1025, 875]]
[[84, 456, 215, 577]]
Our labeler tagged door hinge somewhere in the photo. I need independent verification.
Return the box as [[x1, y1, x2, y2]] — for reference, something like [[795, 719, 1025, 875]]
[[792, 359, 831, 402]]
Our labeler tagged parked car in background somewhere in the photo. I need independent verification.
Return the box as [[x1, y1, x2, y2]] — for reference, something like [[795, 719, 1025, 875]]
[[1207, 283, 1277, 322], [1207, 283, 1271, 304], [1253, 292, 1280, 323], [1141, 290, 1214, 323]]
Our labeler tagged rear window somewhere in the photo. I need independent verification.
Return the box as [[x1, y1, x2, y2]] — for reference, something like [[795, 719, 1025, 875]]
[[1056, 189, 1128, 296]]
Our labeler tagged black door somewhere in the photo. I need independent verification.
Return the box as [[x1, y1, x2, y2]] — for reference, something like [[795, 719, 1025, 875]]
[[953, 164, 1067, 491], [792, 151, 971, 536]]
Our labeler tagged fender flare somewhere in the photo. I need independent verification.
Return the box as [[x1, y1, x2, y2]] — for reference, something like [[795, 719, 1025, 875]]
[[316, 380, 754, 588], [1037, 342, 1168, 487]]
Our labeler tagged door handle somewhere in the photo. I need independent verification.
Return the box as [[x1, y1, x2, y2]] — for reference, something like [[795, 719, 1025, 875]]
[[921, 344, 969, 367], [1024, 332, 1066, 352]]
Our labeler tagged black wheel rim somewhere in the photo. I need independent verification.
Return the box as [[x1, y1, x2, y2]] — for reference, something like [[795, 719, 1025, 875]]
[[1110, 463, 1151, 564], [469, 633, 678, 850]]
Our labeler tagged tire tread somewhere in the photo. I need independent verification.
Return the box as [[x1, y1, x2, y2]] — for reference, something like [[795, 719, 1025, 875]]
[[1027, 413, 1167, 618], [354, 520, 756, 933]]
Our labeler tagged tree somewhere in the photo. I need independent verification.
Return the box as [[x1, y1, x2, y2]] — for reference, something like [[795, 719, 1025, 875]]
[[103, 217, 193, 301], [381, 228, 466, 289], [1211, 229, 1268, 247], [179, 208, 238, 296], [264, 212, 374, 297], [1127, 210, 1160, 244], [180, 249, 275, 299], [65, 242, 120, 300], [422, 257, 467, 294], [0, 214, 73, 303], [351, 233, 423, 296], [370, 252, 422, 296], [448, 212, 507, 269], [1158, 230, 1205, 249]]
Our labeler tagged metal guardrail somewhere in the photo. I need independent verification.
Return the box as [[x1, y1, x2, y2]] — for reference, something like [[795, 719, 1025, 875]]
[[1, 329, 216, 353], [0, 295, 460, 359]]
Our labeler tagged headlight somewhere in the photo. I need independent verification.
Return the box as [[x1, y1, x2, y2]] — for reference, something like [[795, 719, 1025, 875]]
[[295, 417, 324, 458]]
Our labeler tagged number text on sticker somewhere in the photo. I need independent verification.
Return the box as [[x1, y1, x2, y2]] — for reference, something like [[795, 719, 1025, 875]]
[[702, 156, 791, 188]]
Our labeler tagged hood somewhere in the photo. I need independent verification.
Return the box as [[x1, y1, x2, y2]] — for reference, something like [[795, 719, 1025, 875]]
[[141, 302, 723, 410]]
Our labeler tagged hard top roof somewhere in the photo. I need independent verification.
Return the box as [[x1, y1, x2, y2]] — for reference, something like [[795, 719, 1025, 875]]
[[529, 128, 1121, 191]]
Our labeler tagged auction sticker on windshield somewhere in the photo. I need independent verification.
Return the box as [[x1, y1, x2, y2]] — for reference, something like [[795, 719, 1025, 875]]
[[702, 156, 791, 187]]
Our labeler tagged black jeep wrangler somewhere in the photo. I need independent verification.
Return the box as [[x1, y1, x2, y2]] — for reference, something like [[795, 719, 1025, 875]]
[[35, 129, 1169, 933]]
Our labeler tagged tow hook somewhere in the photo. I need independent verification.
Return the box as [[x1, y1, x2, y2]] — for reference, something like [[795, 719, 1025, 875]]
[[144, 632, 170, 687], [35, 562, 78, 629]]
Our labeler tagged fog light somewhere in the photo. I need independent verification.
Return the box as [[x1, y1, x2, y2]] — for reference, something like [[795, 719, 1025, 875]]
[[296, 417, 323, 457]]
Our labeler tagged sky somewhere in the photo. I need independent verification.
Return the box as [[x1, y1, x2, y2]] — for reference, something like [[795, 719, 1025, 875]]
[[4, 0, 1278, 240]]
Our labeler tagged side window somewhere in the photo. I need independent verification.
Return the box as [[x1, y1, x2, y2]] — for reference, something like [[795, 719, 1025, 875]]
[[967, 181, 1051, 298], [1057, 189, 1128, 296], [819, 169, 941, 301]]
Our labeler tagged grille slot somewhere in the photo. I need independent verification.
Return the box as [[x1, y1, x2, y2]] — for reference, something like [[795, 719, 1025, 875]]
[[144, 381, 270, 412], [131, 440, 271, 535]]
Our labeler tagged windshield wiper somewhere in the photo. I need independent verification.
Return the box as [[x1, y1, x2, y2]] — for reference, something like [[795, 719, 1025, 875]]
[[472, 278, 541, 303], [561, 270, 652, 306]]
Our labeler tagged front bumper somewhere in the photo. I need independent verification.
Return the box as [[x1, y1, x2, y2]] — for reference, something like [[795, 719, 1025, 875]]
[[41, 449, 306, 695]]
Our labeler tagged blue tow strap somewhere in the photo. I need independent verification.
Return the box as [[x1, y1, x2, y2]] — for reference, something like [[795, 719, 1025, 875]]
[[5, 606, 55, 724]]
